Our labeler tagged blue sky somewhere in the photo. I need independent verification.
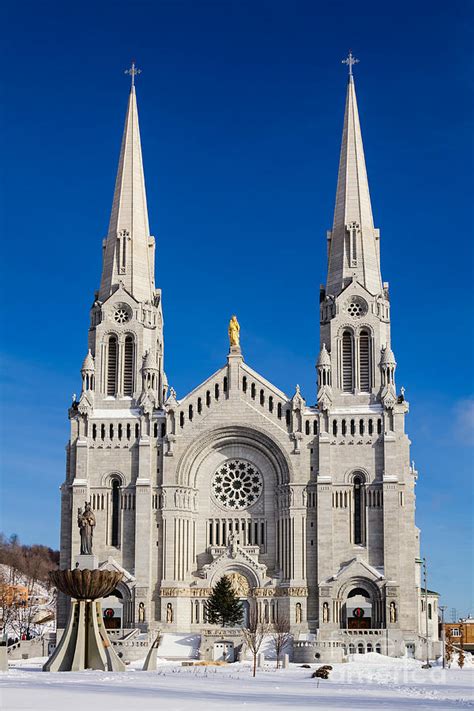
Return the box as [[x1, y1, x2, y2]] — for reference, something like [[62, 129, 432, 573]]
[[1, 0, 472, 617]]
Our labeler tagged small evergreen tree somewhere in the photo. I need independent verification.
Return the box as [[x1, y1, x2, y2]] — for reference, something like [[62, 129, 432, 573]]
[[206, 576, 243, 627]]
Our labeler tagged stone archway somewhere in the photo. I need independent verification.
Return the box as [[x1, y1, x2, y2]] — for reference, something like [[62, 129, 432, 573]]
[[210, 569, 255, 628], [103, 581, 133, 629], [338, 579, 383, 629], [176, 425, 292, 489]]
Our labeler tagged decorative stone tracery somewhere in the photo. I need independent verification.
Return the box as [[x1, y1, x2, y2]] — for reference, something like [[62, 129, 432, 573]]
[[211, 459, 263, 510]]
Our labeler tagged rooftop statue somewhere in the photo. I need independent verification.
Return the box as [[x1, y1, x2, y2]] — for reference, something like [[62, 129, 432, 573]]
[[228, 315, 240, 348]]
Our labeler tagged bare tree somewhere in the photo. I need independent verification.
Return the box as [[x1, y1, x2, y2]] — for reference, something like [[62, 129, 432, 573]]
[[445, 630, 454, 667], [271, 612, 292, 668], [458, 627, 465, 669], [12, 550, 48, 640], [0, 535, 58, 641], [241, 610, 269, 677], [0, 568, 19, 637]]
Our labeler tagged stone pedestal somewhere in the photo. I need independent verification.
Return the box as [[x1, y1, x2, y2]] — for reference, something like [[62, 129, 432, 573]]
[[74, 554, 98, 570]]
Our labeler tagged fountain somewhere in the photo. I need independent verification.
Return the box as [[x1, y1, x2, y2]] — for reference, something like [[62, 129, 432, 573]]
[[44, 503, 126, 671]]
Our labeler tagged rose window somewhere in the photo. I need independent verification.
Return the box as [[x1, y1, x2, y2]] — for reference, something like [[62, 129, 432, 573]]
[[345, 297, 368, 318], [114, 308, 131, 324], [211, 460, 263, 510]]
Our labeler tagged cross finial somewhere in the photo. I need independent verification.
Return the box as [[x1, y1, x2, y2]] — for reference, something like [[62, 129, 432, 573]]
[[125, 60, 142, 88], [342, 51, 359, 77]]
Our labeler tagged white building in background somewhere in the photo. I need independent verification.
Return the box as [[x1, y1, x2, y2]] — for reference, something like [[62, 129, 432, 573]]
[[58, 61, 439, 659]]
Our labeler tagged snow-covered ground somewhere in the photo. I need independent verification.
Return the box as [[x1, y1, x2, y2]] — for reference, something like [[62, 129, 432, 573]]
[[1, 654, 473, 710]]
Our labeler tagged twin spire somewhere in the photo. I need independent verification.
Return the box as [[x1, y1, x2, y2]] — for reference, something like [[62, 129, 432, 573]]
[[326, 55, 382, 297], [99, 66, 155, 304], [99, 57, 382, 306]]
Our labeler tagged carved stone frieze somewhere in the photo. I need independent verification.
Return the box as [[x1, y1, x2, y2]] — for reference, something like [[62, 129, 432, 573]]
[[160, 587, 212, 598]]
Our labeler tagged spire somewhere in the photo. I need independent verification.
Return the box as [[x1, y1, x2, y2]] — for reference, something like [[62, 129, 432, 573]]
[[326, 56, 382, 297], [316, 343, 331, 367], [99, 67, 155, 304]]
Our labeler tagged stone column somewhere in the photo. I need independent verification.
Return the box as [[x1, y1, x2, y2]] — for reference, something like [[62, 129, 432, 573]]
[[134, 433, 153, 626], [227, 347, 243, 397]]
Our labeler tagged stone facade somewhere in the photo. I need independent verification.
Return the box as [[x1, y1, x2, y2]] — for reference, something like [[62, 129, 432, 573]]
[[58, 71, 438, 659]]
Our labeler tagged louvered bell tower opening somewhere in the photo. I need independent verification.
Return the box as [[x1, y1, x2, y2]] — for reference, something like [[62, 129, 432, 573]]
[[123, 335, 134, 396], [107, 336, 118, 396], [342, 331, 354, 392], [359, 330, 371, 392]]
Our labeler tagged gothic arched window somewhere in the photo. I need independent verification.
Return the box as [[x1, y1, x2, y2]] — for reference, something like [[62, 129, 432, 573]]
[[111, 478, 120, 547], [359, 330, 371, 392], [342, 331, 354, 392], [353, 474, 364, 545], [123, 335, 134, 396], [107, 335, 118, 396]]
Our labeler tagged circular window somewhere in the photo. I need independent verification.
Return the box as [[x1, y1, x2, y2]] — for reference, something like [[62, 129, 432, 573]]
[[345, 296, 368, 318], [211, 460, 263, 510], [114, 306, 131, 324]]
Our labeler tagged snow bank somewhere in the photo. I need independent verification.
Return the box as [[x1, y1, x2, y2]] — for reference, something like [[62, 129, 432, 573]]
[[156, 633, 200, 659], [1, 656, 472, 710]]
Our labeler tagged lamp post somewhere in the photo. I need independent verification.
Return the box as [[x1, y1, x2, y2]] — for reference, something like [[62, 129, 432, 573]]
[[439, 605, 447, 669], [422, 557, 431, 668]]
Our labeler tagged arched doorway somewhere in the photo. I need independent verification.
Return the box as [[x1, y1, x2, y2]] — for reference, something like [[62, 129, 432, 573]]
[[103, 582, 133, 629], [103, 589, 123, 629], [345, 588, 372, 629]]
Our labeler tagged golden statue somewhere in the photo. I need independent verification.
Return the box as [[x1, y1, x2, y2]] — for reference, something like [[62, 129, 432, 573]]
[[228, 315, 240, 347]]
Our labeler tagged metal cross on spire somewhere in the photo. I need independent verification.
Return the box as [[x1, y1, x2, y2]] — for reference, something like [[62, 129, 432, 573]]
[[342, 51, 359, 77], [125, 60, 142, 87]]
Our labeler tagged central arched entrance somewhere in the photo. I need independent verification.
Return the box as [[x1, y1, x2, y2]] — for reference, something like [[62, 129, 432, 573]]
[[227, 571, 252, 627]]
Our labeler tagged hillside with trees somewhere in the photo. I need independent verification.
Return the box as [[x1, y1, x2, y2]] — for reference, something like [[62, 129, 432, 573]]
[[0, 533, 59, 641]]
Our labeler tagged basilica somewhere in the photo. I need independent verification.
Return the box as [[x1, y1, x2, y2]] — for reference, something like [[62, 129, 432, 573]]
[[58, 61, 439, 659]]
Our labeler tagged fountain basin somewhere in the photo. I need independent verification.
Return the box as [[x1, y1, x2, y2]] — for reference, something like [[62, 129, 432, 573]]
[[50, 569, 123, 600]]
